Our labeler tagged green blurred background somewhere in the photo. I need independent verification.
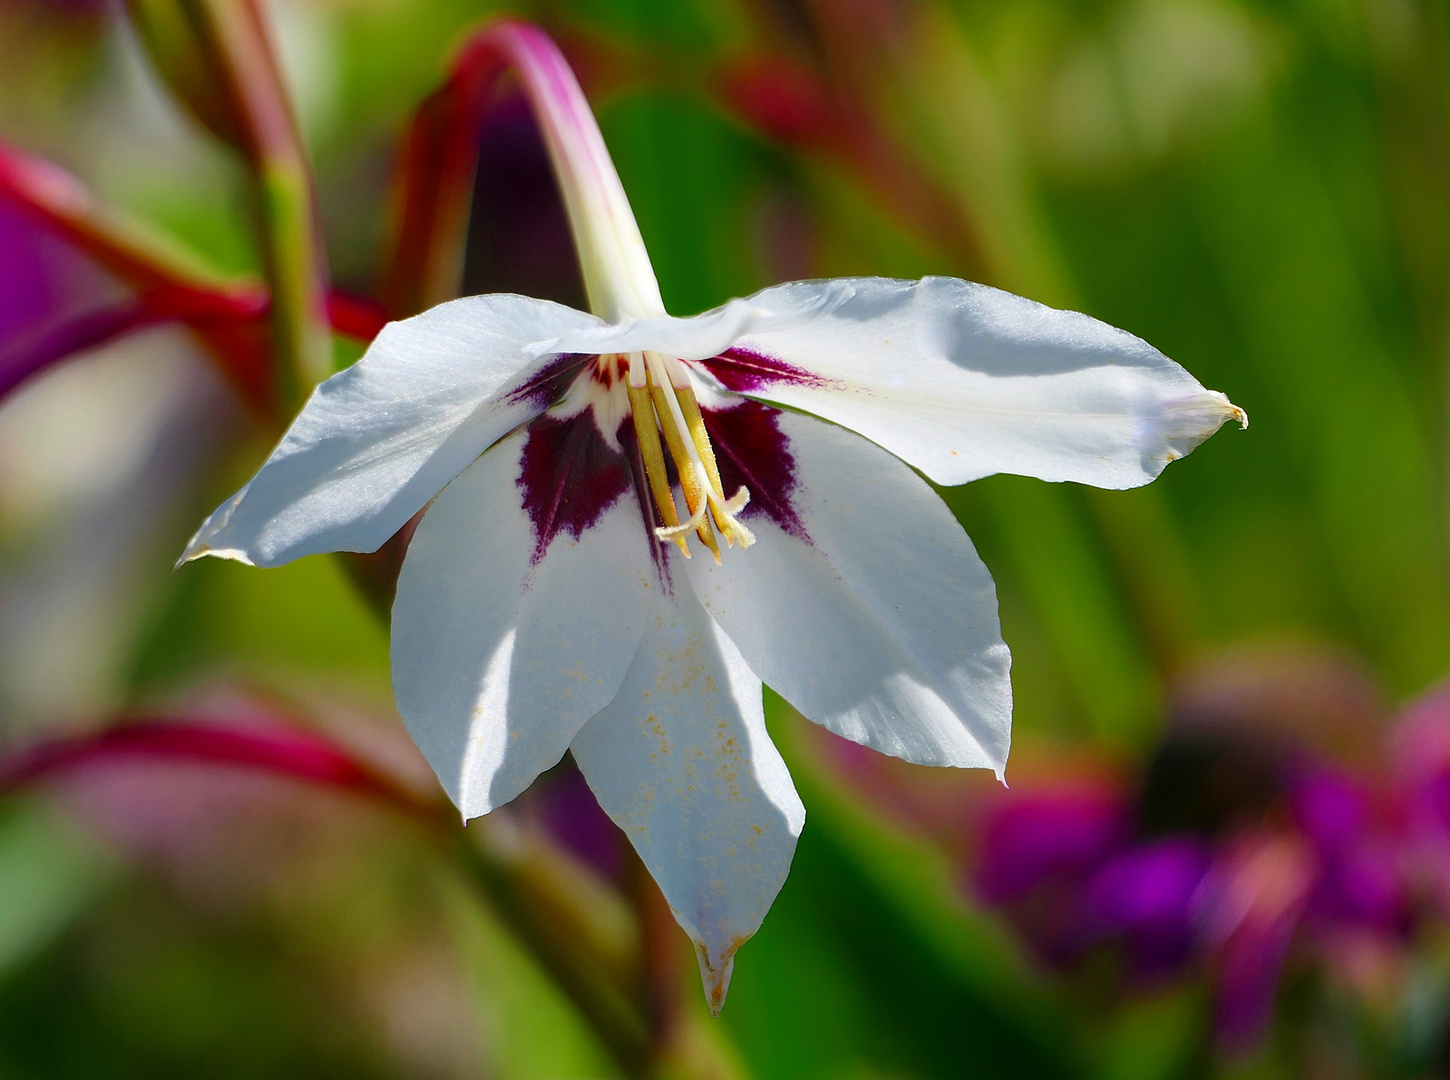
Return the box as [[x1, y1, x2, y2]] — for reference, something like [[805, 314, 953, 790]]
[[0, 0, 1446, 1076]]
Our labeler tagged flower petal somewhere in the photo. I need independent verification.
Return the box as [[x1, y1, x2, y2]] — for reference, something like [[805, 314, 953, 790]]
[[569, 586, 805, 1015], [181, 294, 601, 567], [528, 279, 857, 363], [698, 276, 1245, 488], [391, 426, 653, 817], [684, 409, 1011, 773]]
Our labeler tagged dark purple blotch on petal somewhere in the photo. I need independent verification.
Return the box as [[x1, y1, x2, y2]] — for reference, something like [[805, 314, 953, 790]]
[[701, 346, 835, 394], [702, 399, 809, 542], [506, 352, 591, 413], [517, 409, 631, 564]]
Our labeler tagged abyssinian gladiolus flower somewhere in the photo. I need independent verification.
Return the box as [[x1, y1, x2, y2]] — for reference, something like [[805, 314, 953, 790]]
[[179, 21, 1244, 1011]]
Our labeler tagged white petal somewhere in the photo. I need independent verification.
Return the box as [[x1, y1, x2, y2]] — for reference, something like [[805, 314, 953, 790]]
[[181, 294, 602, 567], [392, 429, 653, 817], [701, 276, 1245, 488], [528, 280, 858, 363], [569, 586, 805, 1015], [684, 410, 1011, 774]]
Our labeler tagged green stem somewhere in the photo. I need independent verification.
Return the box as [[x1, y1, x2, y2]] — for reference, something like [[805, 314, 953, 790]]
[[191, 0, 333, 410]]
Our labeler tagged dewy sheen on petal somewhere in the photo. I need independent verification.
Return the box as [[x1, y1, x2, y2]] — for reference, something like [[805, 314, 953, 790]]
[[569, 586, 805, 1016], [526, 279, 857, 364], [179, 295, 600, 567], [392, 427, 653, 817], [691, 276, 1245, 490]]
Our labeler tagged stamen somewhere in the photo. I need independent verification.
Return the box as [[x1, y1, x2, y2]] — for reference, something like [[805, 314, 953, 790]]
[[672, 383, 733, 538], [624, 350, 756, 562], [647, 372, 720, 560], [626, 368, 689, 557]]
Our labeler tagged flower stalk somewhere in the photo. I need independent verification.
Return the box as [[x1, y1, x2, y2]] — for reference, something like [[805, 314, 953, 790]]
[[129, 0, 333, 411], [0, 140, 385, 410]]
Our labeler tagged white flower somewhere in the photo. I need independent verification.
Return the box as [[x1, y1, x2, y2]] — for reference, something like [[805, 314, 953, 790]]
[[179, 21, 1244, 1013]]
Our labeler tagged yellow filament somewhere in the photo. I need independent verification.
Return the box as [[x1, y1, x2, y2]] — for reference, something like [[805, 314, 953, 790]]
[[648, 380, 721, 561], [674, 384, 739, 543], [627, 381, 689, 556]]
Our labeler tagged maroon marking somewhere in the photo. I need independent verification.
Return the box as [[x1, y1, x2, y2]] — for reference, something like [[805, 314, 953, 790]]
[[699, 346, 833, 394], [593, 354, 621, 390], [517, 408, 631, 564], [702, 400, 809, 543], [506, 352, 590, 411]]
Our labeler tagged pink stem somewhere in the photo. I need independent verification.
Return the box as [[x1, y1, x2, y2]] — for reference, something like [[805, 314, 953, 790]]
[[382, 19, 660, 320]]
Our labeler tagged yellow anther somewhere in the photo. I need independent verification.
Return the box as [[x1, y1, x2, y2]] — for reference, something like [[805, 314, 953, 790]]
[[624, 351, 755, 563], [648, 378, 721, 560], [673, 383, 737, 542], [627, 379, 689, 556]]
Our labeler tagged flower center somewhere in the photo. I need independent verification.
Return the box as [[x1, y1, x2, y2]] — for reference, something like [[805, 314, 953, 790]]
[[613, 351, 755, 563]]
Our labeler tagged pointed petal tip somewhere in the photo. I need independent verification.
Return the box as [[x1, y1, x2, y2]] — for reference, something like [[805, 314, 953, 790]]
[[174, 542, 255, 570], [1204, 391, 1247, 432], [694, 943, 738, 1017], [1148, 390, 1247, 477]]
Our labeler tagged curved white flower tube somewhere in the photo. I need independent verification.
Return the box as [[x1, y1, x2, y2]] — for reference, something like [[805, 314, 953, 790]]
[[179, 21, 1244, 1014]]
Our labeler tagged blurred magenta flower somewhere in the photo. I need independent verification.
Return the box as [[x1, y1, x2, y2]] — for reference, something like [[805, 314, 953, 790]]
[[971, 778, 1210, 975], [1290, 765, 1406, 936], [0, 140, 273, 406], [1199, 831, 1317, 1050], [1389, 682, 1450, 912], [946, 660, 1429, 1056], [178, 20, 1244, 1011], [973, 783, 1129, 963], [1083, 837, 1212, 975]]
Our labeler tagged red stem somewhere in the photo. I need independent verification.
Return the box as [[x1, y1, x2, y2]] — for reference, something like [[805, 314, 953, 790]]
[[0, 141, 389, 409], [0, 718, 444, 822]]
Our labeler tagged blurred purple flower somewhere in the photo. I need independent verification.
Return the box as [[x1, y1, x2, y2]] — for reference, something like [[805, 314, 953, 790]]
[[974, 786, 1129, 905], [1290, 764, 1407, 935], [1083, 837, 1212, 975], [1388, 682, 1450, 910], [462, 92, 586, 310], [1199, 831, 1316, 1052], [972, 784, 1129, 963]]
